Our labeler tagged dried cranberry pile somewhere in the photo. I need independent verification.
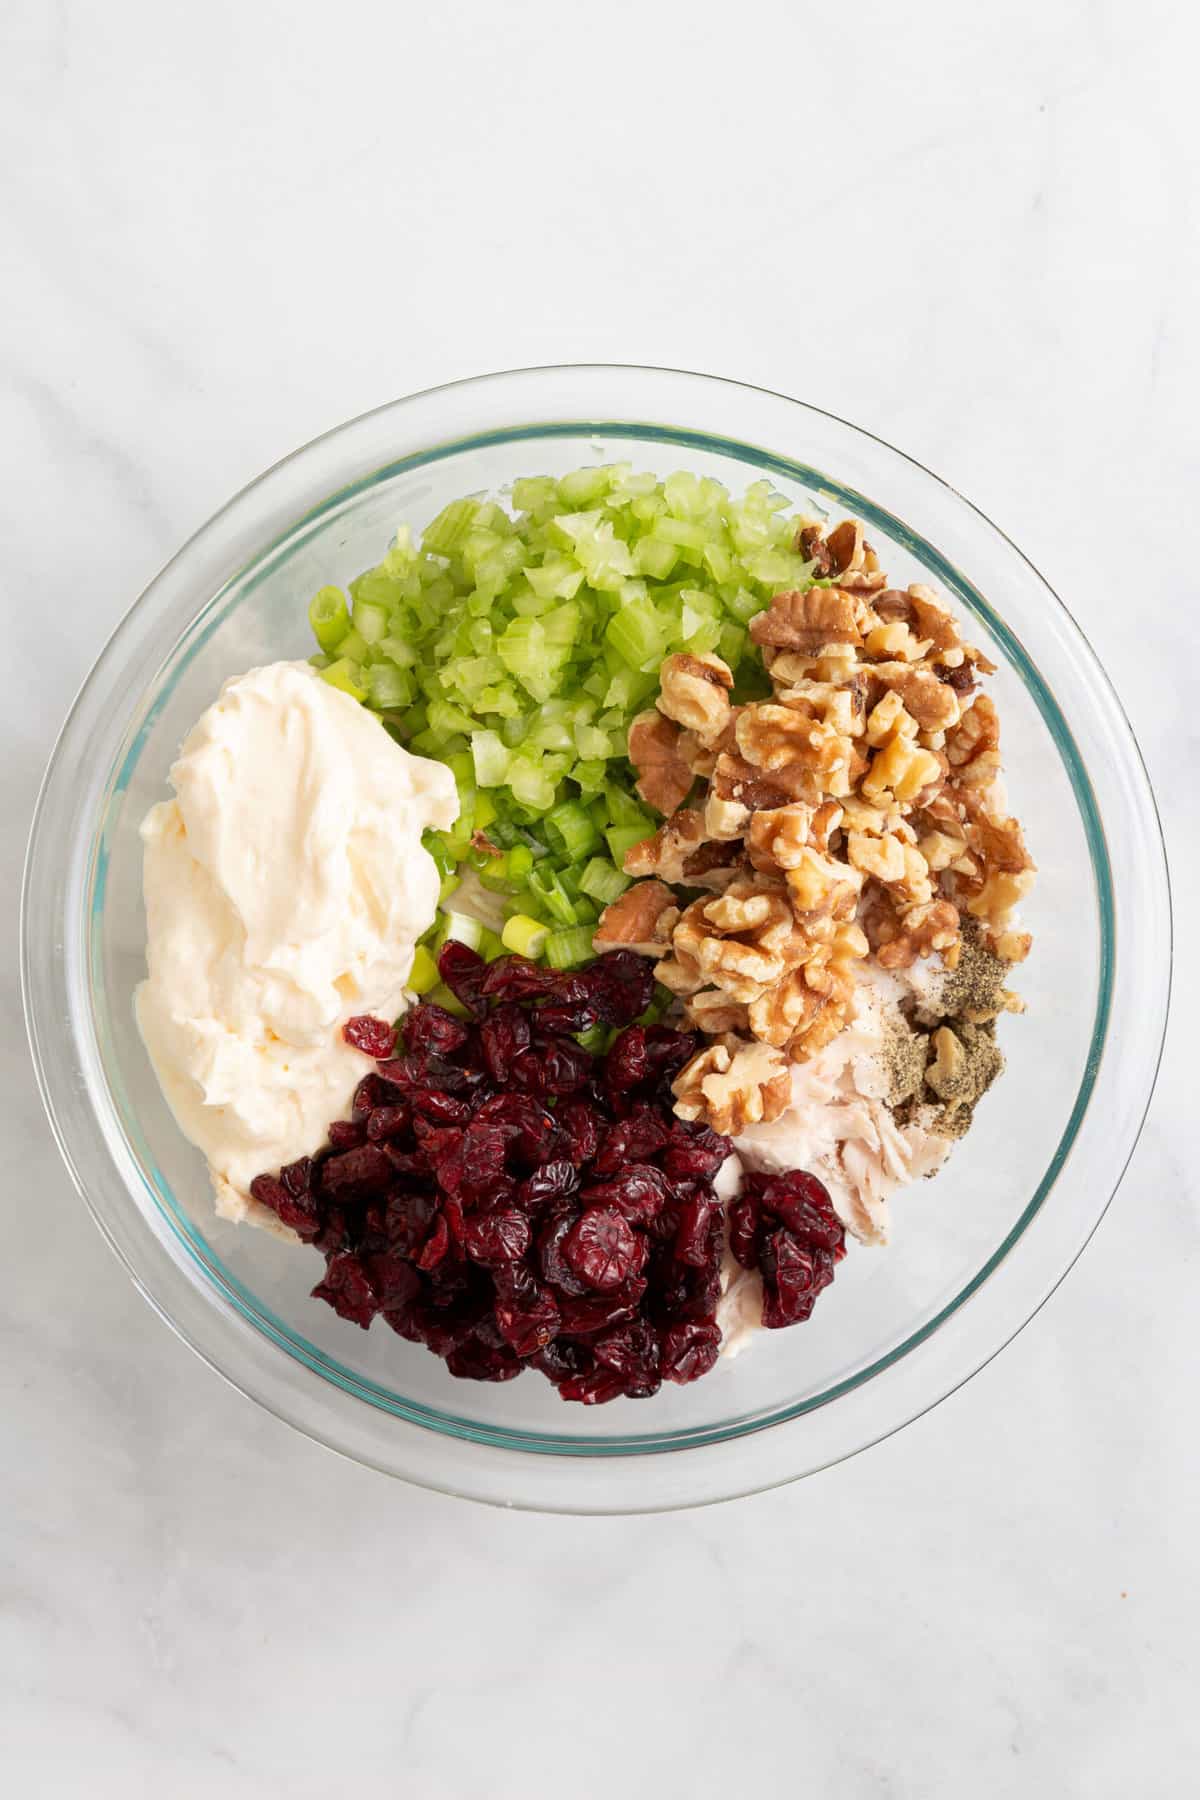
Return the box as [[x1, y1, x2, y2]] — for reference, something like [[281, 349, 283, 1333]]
[[249, 943, 846, 1404]]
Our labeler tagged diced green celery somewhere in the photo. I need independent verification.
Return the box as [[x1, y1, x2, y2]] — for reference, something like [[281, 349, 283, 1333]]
[[650, 514, 709, 550], [439, 871, 462, 904], [479, 927, 506, 962], [718, 622, 747, 667], [529, 866, 578, 926], [726, 586, 766, 624], [604, 598, 666, 670], [526, 558, 585, 600], [605, 782, 653, 830], [378, 632, 418, 668], [633, 536, 677, 579], [579, 857, 630, 904], [365, 661, 413, 709], [471, 729, 509, 787], [702, 540, 736, 584], [319, 658, 366, 701], [572, 758, 608, 794], [557, 466, 613, 507], [605, 823, 653, 865], [427, 698, 477, 740], [508, 756, 558, 812], [309, 586, 349, 654], [472, 792, 498, 831], [574, 1022, 611, 1053], [544, 926, 595, 970], [497, 616, 568, 703], [353, 597, 389, 644], [512, 475, 558, 515], [422, 497, 480, 556], [507, 844, 534, 881], [407, 944, 440, 995], [545, 800, 601, 861], [335, 626, 370, 665]]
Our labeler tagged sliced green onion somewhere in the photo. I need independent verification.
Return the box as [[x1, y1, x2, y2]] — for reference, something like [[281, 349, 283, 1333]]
[[441, 911, 485, 951], [501, 913, 550, 958]]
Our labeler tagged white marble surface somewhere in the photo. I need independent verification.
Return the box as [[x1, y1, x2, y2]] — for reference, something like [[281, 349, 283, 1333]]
[[3, 1, 1196, 1793]]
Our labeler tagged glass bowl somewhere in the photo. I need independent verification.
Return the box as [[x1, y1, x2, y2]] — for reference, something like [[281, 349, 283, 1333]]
[[22, 366, 1170, 1512]]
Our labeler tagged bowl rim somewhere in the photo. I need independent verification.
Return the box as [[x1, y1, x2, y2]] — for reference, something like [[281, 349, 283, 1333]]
[[22, 363, 1173, 1510]]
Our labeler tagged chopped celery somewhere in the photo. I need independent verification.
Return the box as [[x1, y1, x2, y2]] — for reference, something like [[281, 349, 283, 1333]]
[[605, 823, 653, 866], [319, 657, 366, 701], [309, 586, 349, 654], [580, 857, 630, 904], [545, 926, 595, 970], [407, 944, 440, 995], [545, 800, 601, 862]]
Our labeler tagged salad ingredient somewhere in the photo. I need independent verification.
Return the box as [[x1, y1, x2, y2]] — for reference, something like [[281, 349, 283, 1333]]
[[597, 521, 1034, 1135], [135, 662, 457, 1224], [305, 467, 818, 947], [247, 945, 845, 1402]]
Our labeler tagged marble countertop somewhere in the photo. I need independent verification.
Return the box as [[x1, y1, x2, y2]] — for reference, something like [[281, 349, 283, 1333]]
[[3, 1, 1194, 1793]]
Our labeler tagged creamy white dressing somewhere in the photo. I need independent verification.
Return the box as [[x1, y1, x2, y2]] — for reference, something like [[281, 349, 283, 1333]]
[[135, 660, 458, 1227]]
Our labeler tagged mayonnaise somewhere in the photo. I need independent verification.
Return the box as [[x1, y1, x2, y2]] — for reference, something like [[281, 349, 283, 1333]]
[[135, 660, 457, 1229]]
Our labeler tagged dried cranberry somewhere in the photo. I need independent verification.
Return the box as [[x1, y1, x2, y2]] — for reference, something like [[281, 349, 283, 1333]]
[[312, 1252, 379, 1328], [510, 1039, 592, 1097], [415, 1211, 451, 1271], [249, 1172, 322, 1241], [760, 1229, 836, 1328], [474, 1093, 557, 1163], [402, 1002, 471, 1059], [538, 1210, 590, 1297], [413, 1090, 472, 1126], [513, 1160, 575, 1207], [604, 1026, 649, 1096], [588, 949, 656, 1026], [437, 941, 488, 1018], [384, 1190, 439, 1256], [343, 1014, 396, 1058], [727, 1193, 760, 1269], [557, 1281, 647, 1335], [661, 1321, 721, 1383], [674, 1195, 716, 1267], [479, 954, 559, 1003], [579, 1165, 671, 1225], [320, 1142, 395, 1196], [365, 1104, 410, 1142], [495, 1284, 560, 1357], [463, 1208, 531, 1267], [479, 1004, 532, 1083], [327, 1118, 366, 1151], [592, 1105, 671, 1173], [280, 1156, 315, 1197], [445, 1336, 523, 1382], [592, 1318, 660, 1383], [352, 1075, 395, 1120], [556, 1368, 627, 1405], [564, 1208, 646, 1292], [663, 1121, 731, 1182], [554, 1099, 602, 1165]]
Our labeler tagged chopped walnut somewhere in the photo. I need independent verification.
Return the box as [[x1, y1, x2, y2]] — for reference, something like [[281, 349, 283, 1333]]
[[627, 711, 694, 816], [683, 988, 750, 1035], [826, 518, 865, 574], [749, 586, 862, 654], [945, 694, 1001, 788], [672, 1035, 792, 1135], [623, 808, 707, 883], [593, 881, 679, 957], [747, 803, 815, 871], [621, 514, 1031, 1093], [656, 651, 734, 744]]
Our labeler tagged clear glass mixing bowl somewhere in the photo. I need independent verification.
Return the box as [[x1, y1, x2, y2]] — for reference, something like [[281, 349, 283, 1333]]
[[21, 366, 1171, 1511]]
